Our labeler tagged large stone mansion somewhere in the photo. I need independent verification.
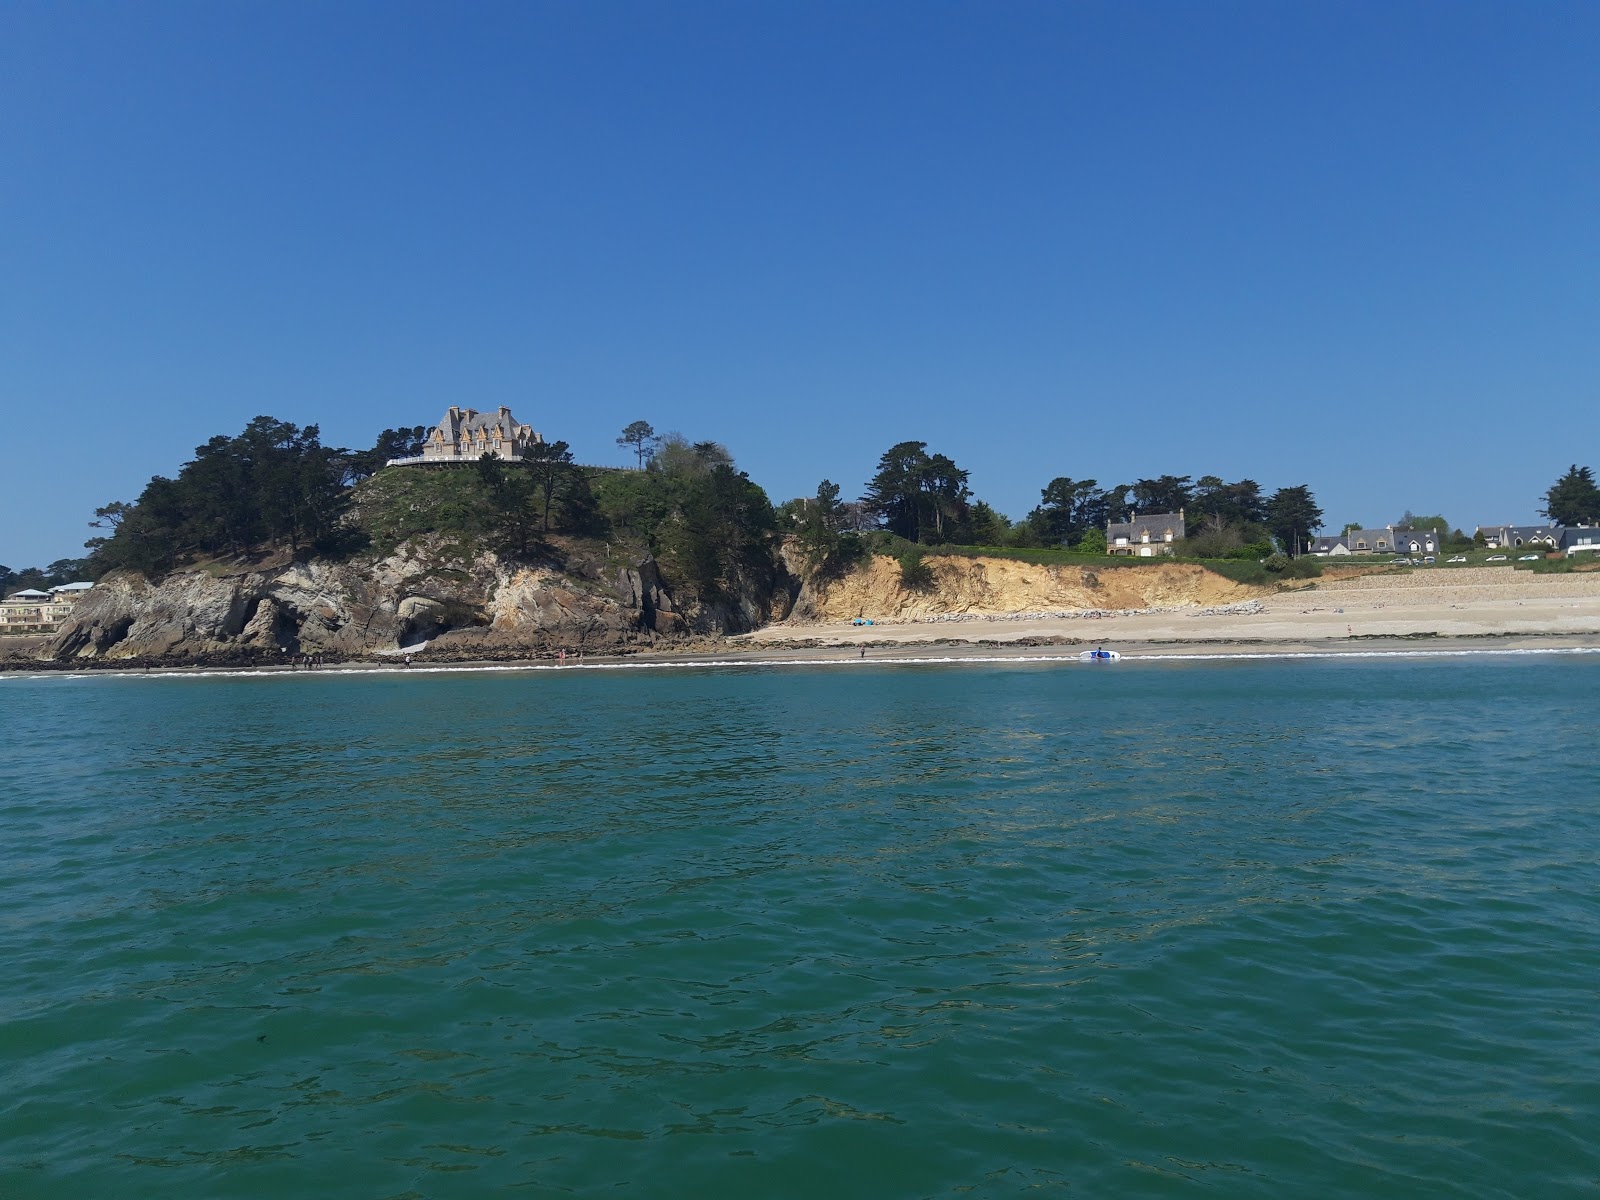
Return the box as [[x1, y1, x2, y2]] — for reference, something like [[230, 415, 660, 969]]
[[387, 406, 544, 466]]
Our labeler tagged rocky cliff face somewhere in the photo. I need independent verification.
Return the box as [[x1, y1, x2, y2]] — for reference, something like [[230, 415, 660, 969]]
[[788, 553, 1266, 622], [50, 538, 790, 663], [39, 542, 1270, 664]]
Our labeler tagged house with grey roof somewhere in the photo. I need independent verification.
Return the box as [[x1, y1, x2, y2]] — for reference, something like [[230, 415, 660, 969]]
[[1560, 526, 1600, 557], [1308, 535, 1350, 555], [387, 406, 544, 467], [1475, 524, 1561, 550], [1107, 510, 1185, 557], [1337, 526, 1443, 556], [1345, 528, 1398, 555], [1394, 528, 1442, 555]]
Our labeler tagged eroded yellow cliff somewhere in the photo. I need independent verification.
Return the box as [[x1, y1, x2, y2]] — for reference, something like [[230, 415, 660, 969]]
[[799, 555, 1266, 622]]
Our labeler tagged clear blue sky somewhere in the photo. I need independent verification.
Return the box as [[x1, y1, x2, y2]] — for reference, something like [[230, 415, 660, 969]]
[[5, 0, 1597, 567]]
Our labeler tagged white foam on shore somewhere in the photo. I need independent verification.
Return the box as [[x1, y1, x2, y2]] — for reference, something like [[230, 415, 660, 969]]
[[3, 643, 1598, 683]]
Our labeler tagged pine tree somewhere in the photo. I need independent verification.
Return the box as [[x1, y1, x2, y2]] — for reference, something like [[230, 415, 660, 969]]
[[1541, 465, 1600, 525]]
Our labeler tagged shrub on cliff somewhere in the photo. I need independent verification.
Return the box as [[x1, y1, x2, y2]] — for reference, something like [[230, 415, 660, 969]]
[[899, 548, 935, 591], [788, 479, 867, 579]]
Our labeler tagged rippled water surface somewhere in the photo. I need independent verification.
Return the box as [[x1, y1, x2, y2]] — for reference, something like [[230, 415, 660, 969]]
[[3, 657, 1599, 1198]]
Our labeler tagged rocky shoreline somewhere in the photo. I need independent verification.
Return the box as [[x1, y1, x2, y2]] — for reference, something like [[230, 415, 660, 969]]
[[10, 556, 1600, 674], [7, 625, 1600, 678]]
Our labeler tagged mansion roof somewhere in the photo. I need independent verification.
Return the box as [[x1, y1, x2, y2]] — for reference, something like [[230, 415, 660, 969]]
[[1106, 511, 1186, 540], [434, 405, 538, 446], [389, 405, 545, 467]]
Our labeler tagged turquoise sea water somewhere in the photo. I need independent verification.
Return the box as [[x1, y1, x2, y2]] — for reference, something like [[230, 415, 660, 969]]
[[3, 655, 1599, 1198]]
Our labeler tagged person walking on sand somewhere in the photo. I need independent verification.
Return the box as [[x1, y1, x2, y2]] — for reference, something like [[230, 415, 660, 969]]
[[860, 645, 866, 659]]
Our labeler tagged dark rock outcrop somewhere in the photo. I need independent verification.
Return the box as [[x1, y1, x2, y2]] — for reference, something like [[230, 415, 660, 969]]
[[47, 537, 793, 664]]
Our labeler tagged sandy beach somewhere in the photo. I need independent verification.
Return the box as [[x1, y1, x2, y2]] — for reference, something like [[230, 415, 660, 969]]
[[736, 566, 1600, 652]]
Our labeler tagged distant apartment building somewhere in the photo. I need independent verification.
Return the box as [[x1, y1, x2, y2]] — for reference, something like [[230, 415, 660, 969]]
[[387, 406, 543, 467], [0, 582, 94, 635], [1107, 511, 1185, 557]]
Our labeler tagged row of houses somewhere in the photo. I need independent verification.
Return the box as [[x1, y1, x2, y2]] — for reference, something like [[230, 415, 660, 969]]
[[1103, 512, 1600, 560], [1473, 523, 1600, 553], [0, 582, 94, 635], [1308, 523, 1600, 557], [1309, 527, 1445, 556]]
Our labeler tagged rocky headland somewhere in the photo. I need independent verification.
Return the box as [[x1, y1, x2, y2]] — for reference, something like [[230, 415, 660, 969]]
[[33, 537, 789, 667], [13, 547, 1299, 669]]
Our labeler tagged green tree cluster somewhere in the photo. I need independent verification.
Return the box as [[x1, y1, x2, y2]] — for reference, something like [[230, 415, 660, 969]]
[[345, 426, 428, 481], [79, 414, 782, 607], [473, 442, 596, 556], [88, 417, 353, 576], [0, 558, 99, 597], [1541, 465, 1600, 525], [852, 440, 1326, 557], [1264, 486, 1323, 556], [1021, 473, 1274, 551], [1028, 477, 1109, 545], [356, 445, 598, 557], [787, 480, 852, 574], [862, 441, 972, 543], [629, 438, 777, 599]]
